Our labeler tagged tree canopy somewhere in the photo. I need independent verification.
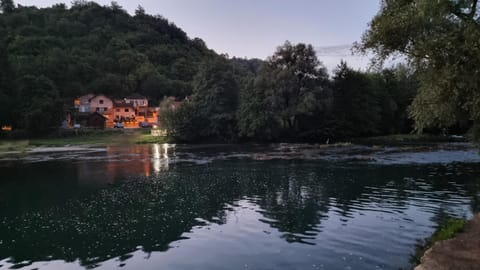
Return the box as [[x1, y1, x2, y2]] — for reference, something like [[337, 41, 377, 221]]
[[360, 0, 480, 137], [0, 1, 420, 141], [238, 42, 330, 140], [0, 0, 216, 133]]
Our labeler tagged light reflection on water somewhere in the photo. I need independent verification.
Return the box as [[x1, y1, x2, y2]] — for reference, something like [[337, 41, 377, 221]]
[[151, 143, 175, 174], [0, 144, 479, 270]]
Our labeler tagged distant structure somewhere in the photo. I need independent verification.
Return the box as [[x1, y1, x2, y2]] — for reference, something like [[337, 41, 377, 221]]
[[68, 93, 165, 129]]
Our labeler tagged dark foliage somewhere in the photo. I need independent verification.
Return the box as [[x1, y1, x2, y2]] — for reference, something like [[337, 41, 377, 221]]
[[0, 1, 419, 141], [0, 1, 215, 135]]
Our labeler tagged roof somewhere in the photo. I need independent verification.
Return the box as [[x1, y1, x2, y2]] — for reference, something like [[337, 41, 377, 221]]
[[78, 94, 113, 103], [89, 94, 111, 102], [126, 93, 147, 100], [79, 94, 95, 103], [113, 102, 134, 108]]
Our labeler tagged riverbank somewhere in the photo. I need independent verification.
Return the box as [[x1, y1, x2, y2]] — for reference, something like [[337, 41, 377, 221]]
[[415, 214, 480, 270], [0, 133, 465, 151], [0, 129, 166, 155]]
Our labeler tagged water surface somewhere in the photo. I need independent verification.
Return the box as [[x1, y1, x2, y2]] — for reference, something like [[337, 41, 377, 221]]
[[0, 144, 479, 270]]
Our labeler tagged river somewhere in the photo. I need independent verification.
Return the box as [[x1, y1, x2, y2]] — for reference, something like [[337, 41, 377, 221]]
[[0, 143, 479, 270]]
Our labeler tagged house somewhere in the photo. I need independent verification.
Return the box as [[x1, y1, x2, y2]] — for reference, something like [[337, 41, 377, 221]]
[[161, 96, 185, 111], [87, 112, 107, 129], [71, 93, 160, 129], [112, 102, 136, 122], [76, 94, 94, 113], [73, 111, 106, 129], [136, 106, 159, 125], [89, 95, 113, 113], [75, 94, 113, 113], [125, 93, 148, 108]]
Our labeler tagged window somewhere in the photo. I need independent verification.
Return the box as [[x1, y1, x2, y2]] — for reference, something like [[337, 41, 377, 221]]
[[96, 108, 100, 112], [125, 109, 129, 112], [99, 100, 104, 104], [116, 109, 120, 112]]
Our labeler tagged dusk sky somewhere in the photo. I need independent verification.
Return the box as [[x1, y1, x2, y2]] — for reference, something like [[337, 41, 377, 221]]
[[16, 0, 381, 61]]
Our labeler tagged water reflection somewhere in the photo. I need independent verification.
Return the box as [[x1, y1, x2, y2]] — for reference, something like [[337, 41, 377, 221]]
[[152, 143, 175, 174], [74, 143, 176, 184], [0, 147, 479, 270]]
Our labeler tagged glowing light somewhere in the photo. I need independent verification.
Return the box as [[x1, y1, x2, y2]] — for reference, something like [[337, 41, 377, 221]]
[[152, 143, 174, 174], [1, 125, 12, 132]]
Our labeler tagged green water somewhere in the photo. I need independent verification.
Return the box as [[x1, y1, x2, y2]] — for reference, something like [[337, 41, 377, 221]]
[[0, 144, 479, 270]]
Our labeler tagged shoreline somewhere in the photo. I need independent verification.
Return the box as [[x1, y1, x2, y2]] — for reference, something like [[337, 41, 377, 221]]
[[0, 140, 478, 166], [415, 214, 480, 270]]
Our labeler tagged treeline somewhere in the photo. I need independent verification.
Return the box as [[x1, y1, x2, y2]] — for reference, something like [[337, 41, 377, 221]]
[[0, 1, 419, 141], [0, 1, 216, 135], [162, 42, 418, 142]]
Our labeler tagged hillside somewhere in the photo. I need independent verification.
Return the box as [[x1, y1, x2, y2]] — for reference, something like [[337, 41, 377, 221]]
[[0, 1, 220, 133]]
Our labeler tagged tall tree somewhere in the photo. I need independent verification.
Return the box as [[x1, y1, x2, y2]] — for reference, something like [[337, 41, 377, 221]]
[[240, 41, 329, 139], [237, 77, 278, 140], [360, 0, 480, 137], [164, 57, 240, 142], [190, 57, 240, 141], [0, 40, 15, 128], [332, 62, 381, 138], [0, 0, 15, 13]]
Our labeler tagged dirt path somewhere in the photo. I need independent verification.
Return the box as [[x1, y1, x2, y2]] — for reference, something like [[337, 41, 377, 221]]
[[415, 214, 480, 270]]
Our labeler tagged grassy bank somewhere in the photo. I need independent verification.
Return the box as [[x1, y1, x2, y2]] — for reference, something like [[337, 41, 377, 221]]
[[352, 134, 466, 146], [0, 132, 468, 153], [411, 218, 467, 265], [0, 129, 168, 153]]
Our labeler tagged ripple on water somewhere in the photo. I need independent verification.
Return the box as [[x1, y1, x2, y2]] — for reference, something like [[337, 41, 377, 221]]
[[0, 146, 479, 270]]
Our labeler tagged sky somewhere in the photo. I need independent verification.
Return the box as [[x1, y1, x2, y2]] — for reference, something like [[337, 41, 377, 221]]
[[16, 0, 381, 69]]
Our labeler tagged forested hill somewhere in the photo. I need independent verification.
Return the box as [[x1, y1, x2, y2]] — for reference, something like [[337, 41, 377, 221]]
[[0, 1, 422, 141], [0, 1, 219, 99], [0, 1, 238, 133]]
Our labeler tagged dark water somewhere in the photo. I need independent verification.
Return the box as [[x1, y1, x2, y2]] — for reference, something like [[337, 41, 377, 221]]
[[0, 144, 479, 270]]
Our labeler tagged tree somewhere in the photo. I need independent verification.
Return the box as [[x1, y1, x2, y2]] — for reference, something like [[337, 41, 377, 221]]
[[237, 78, 278, 140], [359, 0, 480, 137], [135, 5, 145, 16], [190, 57, 240, 141], [331, 62, 381, 138], [239, 41, 329, 139], [17, 75, 63, 135], [370, 64, 417, 135], [0, 40, 15, 128], [0, 0, 15, 13], [164, 57, 240, 142]]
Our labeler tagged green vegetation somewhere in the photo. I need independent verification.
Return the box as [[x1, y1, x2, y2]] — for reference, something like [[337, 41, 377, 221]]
[[0, 140, 29, 152], [353, 134, 465, 146], [359, 0, 480, 139], [163, 41, 418, 142], [2, 0, 477, 143], [0, 130, 167, 153], [134, 132, 168, 144], [412, 217, 467, 264], [161, 57, 241, 142], [0, 0, 218, 135]]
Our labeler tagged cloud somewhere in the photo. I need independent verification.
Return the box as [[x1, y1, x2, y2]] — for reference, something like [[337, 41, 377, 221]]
[[316, 44, 372, 74]]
